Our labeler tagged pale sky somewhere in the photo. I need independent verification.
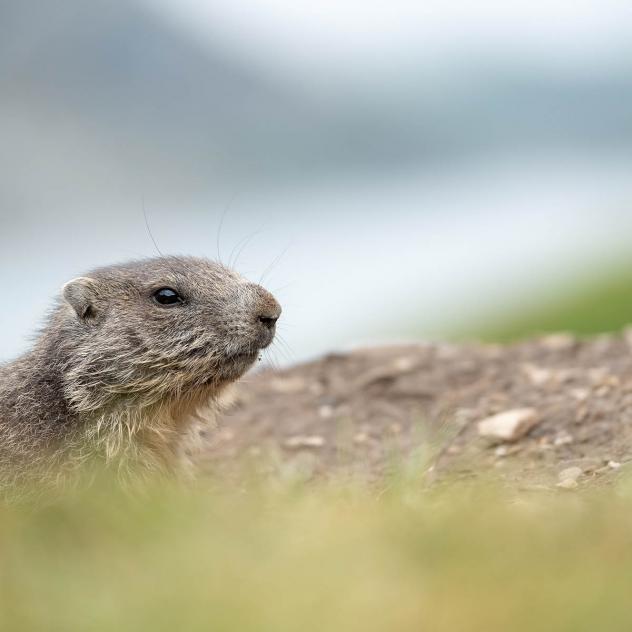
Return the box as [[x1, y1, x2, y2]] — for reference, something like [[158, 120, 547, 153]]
[[143, 0, 632, 80]]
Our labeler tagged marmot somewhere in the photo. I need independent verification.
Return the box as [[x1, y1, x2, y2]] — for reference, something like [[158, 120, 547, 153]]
[[0, 256, 281, 493]]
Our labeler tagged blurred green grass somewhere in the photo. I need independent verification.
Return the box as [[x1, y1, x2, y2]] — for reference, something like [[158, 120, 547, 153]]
[[464, 264, 632, 342], [2, 478, 632, 631]]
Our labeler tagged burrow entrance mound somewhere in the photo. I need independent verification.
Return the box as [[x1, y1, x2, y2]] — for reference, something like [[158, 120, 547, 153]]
[[199, 332, 632, 489]]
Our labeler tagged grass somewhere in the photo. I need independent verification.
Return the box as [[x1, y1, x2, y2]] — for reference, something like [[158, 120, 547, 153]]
[[2, 475, 632, 631], [459, 262, 632, 343]]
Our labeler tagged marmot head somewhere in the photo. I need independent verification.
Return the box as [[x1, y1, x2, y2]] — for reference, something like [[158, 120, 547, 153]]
[[55, 256, 281, 413]]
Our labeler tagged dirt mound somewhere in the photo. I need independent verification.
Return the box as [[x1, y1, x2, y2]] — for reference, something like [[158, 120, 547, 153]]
[[199, 332, 632, 488]]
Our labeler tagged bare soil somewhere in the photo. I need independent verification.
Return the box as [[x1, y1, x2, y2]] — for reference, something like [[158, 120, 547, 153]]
[[199, 332, 632, 489]]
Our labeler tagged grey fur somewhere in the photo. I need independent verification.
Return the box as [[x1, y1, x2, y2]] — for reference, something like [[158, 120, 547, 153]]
[[0, 256, 281, 494]]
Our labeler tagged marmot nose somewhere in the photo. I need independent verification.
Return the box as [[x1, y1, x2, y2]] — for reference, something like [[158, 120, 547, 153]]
[[253, 286, 281, 332], [258, 314, 278, 330], [256, 301, 281, 331]]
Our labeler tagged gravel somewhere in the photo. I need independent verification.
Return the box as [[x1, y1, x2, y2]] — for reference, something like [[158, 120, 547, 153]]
[[198, 333, 632, 488]]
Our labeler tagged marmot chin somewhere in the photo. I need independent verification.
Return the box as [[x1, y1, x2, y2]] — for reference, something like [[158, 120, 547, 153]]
[[0, 256, 281, 493]]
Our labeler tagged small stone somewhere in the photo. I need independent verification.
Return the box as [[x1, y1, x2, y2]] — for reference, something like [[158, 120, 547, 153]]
[[494, 444, 522, 458], [477, 408, 539, 443], [556, 478, 578, 490], [558, 466, 583, 482], [570, 388, 589, 402], [553, 432, 573, 447], [353, 432, 369, 444], [318, 405, 334, 419], [522, 364, 552, 386], [608, 460, 622, 469], [393, 356, 416, 371], [284, 435, 325, 449]]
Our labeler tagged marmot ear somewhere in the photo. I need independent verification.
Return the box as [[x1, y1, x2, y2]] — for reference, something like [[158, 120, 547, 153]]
[[62, 277, 99, 320]]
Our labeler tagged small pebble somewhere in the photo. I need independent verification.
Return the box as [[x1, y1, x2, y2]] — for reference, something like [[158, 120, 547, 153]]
[[556, 478, 579, 490], [284, 435, 325, 449], [558, 466, 583, 482], [522, 364, 552, 386], [477, 408, 539, 443], [554, 432, 574, 447], [393, 356, 416, 371], [570, 388, 589, 402], [318, 405, 334, 419]]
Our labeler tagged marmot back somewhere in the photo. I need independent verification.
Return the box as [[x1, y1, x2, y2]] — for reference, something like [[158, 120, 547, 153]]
[[0, 256, 281, 494]]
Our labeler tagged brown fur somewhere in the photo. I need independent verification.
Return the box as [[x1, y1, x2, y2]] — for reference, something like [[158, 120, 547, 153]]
[[0, 256, 280, 495]]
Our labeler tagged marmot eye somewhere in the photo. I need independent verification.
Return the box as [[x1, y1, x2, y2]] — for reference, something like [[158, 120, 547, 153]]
[[153, 287, 184, 306]]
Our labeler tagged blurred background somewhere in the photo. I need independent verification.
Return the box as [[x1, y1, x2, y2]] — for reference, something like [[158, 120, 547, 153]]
[[2, 0, 632, 364]]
